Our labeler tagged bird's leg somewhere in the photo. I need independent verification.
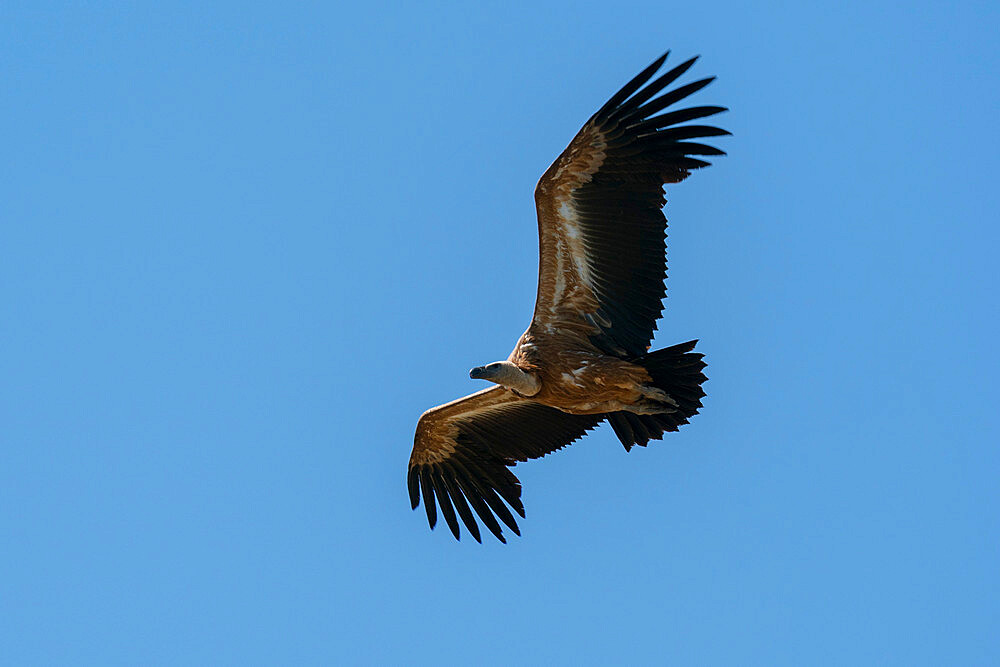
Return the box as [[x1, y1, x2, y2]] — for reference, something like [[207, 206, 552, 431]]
[[628, 385, 679, 414]]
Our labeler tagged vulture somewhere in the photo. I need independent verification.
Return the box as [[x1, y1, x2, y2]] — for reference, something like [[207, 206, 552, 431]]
[[408, 51, 728, 542]]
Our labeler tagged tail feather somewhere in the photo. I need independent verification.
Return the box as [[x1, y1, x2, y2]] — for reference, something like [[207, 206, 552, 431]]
[[606, 339, 707, 451]]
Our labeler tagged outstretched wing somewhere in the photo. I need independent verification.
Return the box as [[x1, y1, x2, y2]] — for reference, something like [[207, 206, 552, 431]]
[[408, 387, 603, 543], [532, 52, 728, 357]]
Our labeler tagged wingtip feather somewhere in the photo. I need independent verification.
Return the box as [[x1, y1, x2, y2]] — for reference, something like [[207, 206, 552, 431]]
[[594, 51, 671, 122], [407, 467, 420, 510]]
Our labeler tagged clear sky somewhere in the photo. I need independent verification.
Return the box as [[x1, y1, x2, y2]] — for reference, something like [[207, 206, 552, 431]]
[[2, 1, 998, 664]]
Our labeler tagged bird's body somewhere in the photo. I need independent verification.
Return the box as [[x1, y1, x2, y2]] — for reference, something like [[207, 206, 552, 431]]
[[408, 51, 728, 542], [508, 331, 660, 415]]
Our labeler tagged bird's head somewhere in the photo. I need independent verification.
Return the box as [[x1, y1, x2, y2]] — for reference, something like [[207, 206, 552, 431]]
[[469, 360, 540, 396], [469, 362, 504, 381]]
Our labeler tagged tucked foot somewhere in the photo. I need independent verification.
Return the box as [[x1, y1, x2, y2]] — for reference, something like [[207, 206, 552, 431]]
[[638, 385, 679, 408], [629, 387, 680, 415]]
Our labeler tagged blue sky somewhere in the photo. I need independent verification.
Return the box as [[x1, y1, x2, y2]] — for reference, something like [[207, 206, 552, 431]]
[[2, 1, 998, 664]]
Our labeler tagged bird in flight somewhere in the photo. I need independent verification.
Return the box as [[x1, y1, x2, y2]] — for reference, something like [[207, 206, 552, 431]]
[[408, 51, 728, 542]]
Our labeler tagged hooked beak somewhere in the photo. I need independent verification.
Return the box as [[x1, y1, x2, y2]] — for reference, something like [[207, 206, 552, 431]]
[[469, 366, 486, 380]]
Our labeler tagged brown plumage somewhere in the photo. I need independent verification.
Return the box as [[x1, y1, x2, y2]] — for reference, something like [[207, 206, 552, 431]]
[[409, 51, 727, 542]]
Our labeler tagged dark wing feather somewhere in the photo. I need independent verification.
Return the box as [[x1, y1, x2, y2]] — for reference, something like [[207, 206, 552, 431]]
[[532, 53, 728, 357], [408, 387, 602, 542]]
